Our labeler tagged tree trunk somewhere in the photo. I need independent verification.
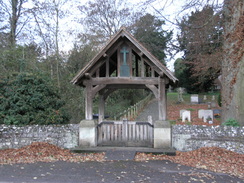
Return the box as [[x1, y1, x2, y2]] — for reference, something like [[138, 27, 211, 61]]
[[222, 0, 244, 126]]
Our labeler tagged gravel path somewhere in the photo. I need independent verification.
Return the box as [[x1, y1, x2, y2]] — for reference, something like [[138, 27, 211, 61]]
[[135, 98, 159, 122]]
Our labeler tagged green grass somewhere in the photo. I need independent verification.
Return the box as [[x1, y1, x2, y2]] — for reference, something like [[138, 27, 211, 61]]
[[167, 92, 191, 104], [167, 92, 220, 104]]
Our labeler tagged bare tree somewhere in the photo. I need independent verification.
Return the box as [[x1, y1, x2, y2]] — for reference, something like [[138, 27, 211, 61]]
[[31, 0, 68, 89], [0, 0, 29, 46], [78, 0, 142, 47]]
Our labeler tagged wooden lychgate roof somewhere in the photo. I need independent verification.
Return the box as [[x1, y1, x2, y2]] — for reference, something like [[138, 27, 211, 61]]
[[71, 27, 178, 87]]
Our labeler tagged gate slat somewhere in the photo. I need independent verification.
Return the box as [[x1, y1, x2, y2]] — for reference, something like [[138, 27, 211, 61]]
[[97, 121, 153, 147]]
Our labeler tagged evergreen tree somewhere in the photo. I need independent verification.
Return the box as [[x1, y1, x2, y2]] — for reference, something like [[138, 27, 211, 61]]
[[133, 13, 172, 65], [177, 6, 223, 92], [0, 73, 69, 125]]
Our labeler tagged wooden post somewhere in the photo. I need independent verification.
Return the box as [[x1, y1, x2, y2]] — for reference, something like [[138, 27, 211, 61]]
[[117, 46, 121, 77], [98, 94, 105, 123], [85, 82, 93, 120], [158, 77, 167, 121], [106, 58, 109, 77], [141, 59, 145, 77]]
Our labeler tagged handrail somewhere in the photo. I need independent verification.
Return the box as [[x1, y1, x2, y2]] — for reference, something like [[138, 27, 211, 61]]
[[114, 93, 153, 120]]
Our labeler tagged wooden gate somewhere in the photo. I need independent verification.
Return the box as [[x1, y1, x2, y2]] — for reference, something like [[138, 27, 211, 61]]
[[97, 120, 153, 147]]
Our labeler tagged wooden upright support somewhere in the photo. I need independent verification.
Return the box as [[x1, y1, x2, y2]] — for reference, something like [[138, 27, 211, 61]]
[[85, 82, 93, 120], [98, 94, 105, 123], [158, 77, 167, 121]]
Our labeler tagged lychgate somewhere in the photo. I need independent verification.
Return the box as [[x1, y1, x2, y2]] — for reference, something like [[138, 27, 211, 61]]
[[71, 27, 178, 148]]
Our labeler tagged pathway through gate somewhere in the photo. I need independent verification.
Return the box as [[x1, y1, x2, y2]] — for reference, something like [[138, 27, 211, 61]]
[[97, 121, 153, 147]]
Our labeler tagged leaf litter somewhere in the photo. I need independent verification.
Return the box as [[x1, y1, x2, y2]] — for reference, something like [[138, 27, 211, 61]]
[[0, 142, 243, 179], [0, 142, 105, 164], [135, 147, 244, 179]]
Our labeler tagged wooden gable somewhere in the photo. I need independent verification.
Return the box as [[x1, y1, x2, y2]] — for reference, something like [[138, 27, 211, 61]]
[[71, 27, 177, 87], [72, 27, 178, 121]]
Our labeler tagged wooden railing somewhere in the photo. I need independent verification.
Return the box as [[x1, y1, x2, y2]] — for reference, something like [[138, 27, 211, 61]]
[[114, 93, 153, 120]]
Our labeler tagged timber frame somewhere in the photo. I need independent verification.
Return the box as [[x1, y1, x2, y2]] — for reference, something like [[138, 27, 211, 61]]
[[71, 27, 178, 121]]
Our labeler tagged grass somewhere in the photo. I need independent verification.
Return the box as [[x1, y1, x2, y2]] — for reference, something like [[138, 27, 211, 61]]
[[167, 92, 220, 105]]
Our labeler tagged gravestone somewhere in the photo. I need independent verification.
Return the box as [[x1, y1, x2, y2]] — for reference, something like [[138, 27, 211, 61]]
[[180, 109, 187, 118], [182, 111, 191, 122], [191, 94, 199, 104], [198, 109, 205, 119], [203, 95, 207, 101], [202, 110, 214, 122], [177, 87, 184, 103], [211, 101, 217, 108]]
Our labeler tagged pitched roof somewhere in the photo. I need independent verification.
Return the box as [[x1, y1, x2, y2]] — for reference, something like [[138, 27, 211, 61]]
[[71, 27, 178, 85]]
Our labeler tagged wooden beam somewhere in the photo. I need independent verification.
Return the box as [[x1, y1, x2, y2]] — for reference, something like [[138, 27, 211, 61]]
[[105, 84, 147, 89], [106, 41, 123, 57], [146, 84, 158, 99], [89, 59, 106, 76], [85, 77, 158, 85], [103, 89, 117, 100], [143, 58, 162, 75], [91, 84, 106, 98]]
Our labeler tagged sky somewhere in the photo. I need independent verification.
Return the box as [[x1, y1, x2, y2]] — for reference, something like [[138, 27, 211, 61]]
[[19, 0, 187, 71], [20, 0, 223, 71], [60, 0, 187, 71]]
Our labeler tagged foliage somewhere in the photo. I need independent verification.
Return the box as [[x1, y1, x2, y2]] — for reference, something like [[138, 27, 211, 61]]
[[222, 118, 240, 127], [0, 73, 69, 125], [0, 44, 41, 78], [132, 13, 172, 65], [218, 93, 222, 107], [176, 6, 223, 92], [174, 58, 195, 92], [104, 89, 149, 119], [67, 43, 97, 74]]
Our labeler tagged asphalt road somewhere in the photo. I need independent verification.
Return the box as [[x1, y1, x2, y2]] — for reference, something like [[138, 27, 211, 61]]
[[0, 160, 242, 183]]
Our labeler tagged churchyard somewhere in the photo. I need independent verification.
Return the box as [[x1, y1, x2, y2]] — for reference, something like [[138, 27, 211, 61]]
[[167, 92, 222, 126]]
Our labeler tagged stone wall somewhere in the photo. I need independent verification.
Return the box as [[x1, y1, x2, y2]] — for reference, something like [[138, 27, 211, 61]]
[[1, 124, 243, 154], [0, 124, 79, 149], [172, 125, 244, 154]]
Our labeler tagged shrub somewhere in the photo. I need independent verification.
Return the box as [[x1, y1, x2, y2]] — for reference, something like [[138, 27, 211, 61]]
[[0, 73, 70, 125], [222, 118, 240, 127]]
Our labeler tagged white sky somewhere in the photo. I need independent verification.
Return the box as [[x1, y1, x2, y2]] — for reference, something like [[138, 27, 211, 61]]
[[21, 0, 222, 71], [60, 0, 187, 71]]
